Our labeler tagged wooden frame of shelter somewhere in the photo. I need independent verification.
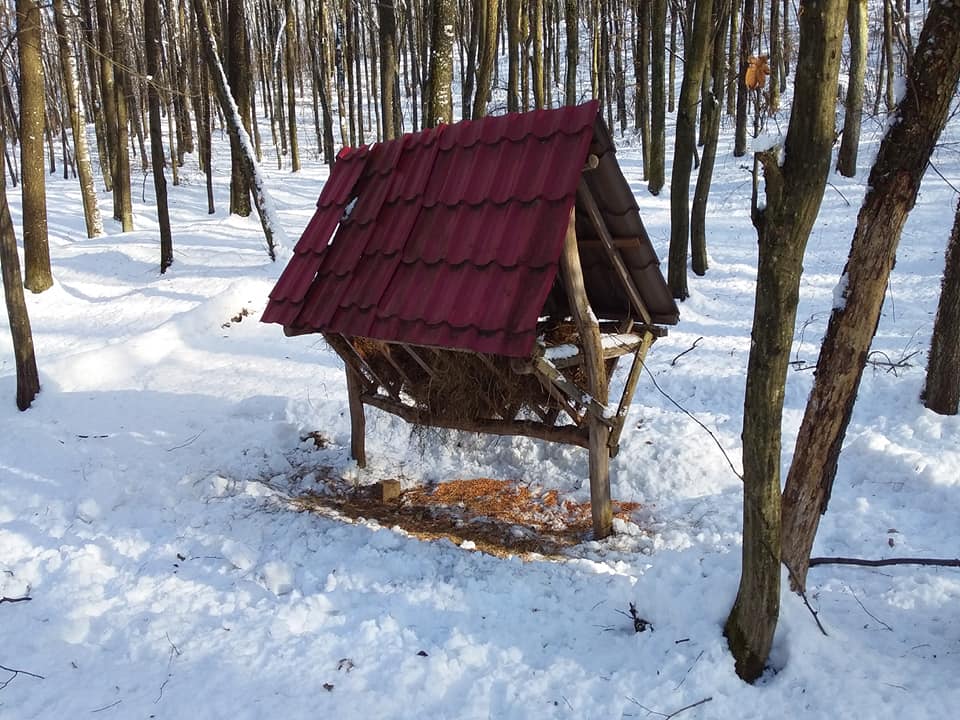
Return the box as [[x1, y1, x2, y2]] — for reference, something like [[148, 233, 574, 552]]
[[263, 102, 679, 539]]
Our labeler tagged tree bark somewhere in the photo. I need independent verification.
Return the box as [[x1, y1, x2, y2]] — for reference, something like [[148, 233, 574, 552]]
[[724, 0, 846, 683], [782, 1, 960, 591], [191, 0, 283, 259], [53, 0, 103, 239], [109, 0, 134, 231], [691, 0, 731, 276], [564, 0, 578, 104], [284, 0, 301, 170], [923, 199, 960, 416], [0, 133, 40, 409], [427, 0, 454, 125], [472, 0, 499, 119], [227, 0, 253, 215], [648, 0, 666, 194], [506, 0, 522, 113], [16, 0, 53, 293], [145, 0, 172, 272], [668, 0, 715, 300], [836, 0, 867, 177], [378, 0, 399, 139], [733, 0, 755, 156]]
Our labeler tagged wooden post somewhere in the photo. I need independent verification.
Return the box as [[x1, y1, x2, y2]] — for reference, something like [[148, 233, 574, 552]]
[[345, 366, 367, 468], [559, 205, 613, 539]]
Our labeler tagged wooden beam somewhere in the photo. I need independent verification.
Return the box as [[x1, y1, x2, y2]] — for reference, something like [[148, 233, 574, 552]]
[[577, 179, 653, 326], [400, 343, 437, 378], [345, 366, 367, 467], [559, 205, 612, 539], [326, 333, 401, 402], [533, 355, 611, 428], [608, 330, 655, 455], [362, 393, 590, 449]]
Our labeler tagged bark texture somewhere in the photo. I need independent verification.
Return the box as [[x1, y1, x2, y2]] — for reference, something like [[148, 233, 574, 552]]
[[781, 0, 960, 592], [0, 137, 40, 409], [923, 198, 960, 416], [724, 0, 847, 683], [16, 0, 52, 293], [837, 0, 867, 177]]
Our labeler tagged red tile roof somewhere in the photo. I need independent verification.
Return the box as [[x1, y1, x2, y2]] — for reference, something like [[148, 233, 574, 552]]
[[263, 101, 678, 357]]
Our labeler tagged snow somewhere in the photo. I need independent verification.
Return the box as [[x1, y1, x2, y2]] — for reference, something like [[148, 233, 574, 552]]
[[2, 79, 960, 720]]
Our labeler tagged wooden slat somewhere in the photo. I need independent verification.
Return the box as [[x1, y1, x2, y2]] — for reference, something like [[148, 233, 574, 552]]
[[550, 332, 650, 369], [362, 393, 590, 449], [400, 343, 437, 378], [608, 330, 655, 455], [577, 179, 654, 326]]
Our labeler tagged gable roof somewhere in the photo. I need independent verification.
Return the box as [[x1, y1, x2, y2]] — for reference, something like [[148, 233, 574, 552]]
[[262, 101, 678, 357]]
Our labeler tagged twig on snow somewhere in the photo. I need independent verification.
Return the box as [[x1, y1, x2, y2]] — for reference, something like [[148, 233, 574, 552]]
[[627, 695, 713, 720], [166, 430, 205, 452], [0, 663, 44, 691], [784, 562, 829, 636], [810, 556, 960, 569], [91, 700, 122, 713], [844, 583, 893, 631], [670, 337, 703, 366], [674, 650, 704, 690]]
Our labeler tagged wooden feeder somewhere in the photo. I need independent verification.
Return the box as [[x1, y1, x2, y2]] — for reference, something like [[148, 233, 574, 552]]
[[263, 101, 679, 539]]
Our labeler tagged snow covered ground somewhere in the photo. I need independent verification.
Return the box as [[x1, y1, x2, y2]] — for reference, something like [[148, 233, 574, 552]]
[[2, 104, 959, 719]]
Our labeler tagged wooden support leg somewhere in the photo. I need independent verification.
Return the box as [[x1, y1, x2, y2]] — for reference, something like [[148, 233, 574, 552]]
[[589, 420, 613, 539], [345, 367, 366, 468]]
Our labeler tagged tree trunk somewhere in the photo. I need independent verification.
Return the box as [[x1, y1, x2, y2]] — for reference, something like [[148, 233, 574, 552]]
[[564, 0, 578, 104], [836, 0, 867, 177], [781, 1, 960, 591], [0, 133, 40, 410], [53, 0, 103, 239], [923, 199, 960, 416], [227, 0, 253, 215], [378, 0, 399, 140], [724, 0, 847, 683], [532, 0, 546, 110], [634, 0, 650, 177], [733, 0, 755, 156], [427, 0, 454, 125], [284, 0, 301, 170], [668, 0, 715, 300], [191, 0, 283, 259], [648, 0, 666, 194], [145, 0, 172, 273], [472, 0, 499, 119], [108, 0, 134, 231], [691, 0, 731, 275], [507, 0, 521, 113], [16, 0, 53, 293]]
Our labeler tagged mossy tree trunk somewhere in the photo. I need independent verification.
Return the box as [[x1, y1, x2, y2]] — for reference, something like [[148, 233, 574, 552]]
[[724, 0, 846, 683], [781, 0, 960, 591]]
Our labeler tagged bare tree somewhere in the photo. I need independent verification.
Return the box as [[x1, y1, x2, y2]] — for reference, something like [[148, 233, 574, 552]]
[[145, 0, 172, 272], [782, 1, 960, 590], [724, 0, 847, 683]]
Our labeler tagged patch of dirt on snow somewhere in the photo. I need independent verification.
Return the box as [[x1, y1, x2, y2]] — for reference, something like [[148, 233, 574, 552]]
[[289, 476, 643, 558]]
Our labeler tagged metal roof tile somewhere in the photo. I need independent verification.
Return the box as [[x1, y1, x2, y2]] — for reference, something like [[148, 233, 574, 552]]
[[264, 101, 678, 356]]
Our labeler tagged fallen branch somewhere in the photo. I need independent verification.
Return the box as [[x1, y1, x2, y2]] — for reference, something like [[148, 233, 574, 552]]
[[0, 595, 31, 604], [670, 337, 703, 366], [0, 663, 44, 691], [810, 556, 960, 568]]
